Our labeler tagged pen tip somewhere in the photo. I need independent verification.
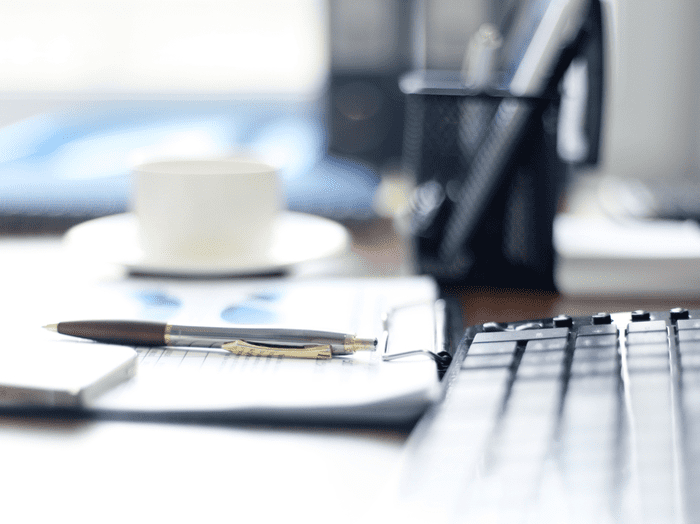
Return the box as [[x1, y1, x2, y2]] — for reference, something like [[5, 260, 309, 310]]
[[43, 324, 58, 332]]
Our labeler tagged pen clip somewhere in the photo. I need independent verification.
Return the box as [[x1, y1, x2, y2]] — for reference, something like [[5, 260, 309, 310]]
[[222, 340, 333, 360]]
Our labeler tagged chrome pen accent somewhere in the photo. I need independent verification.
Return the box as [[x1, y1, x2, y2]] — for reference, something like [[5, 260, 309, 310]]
[[162, 324, 375, 354]]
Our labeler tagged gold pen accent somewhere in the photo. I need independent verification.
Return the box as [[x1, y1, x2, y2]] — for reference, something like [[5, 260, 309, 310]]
[[164, 323, 173, 346], [343, 335, 378, 354], [222, 340, 332, 360]]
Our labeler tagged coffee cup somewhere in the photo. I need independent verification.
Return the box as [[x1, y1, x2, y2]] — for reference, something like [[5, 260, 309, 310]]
[[132, 157, 281, 269]]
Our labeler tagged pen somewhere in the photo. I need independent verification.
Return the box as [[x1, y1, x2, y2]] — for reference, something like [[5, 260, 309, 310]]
[[43, 320, 377, 358]]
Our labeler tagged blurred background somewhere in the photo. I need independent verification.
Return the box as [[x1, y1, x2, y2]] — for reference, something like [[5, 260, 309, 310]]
[[1, 0, 700, 291], [0, 0, 550, 227]]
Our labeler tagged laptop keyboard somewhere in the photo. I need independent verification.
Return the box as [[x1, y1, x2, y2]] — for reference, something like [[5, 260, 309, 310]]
[[398, 309, 700, 523]]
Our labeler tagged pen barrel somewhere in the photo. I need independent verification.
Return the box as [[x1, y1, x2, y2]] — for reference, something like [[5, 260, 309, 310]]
[[165, 325, 371, 354]]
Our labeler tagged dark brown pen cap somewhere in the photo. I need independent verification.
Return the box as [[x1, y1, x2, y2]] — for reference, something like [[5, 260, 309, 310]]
[[57, 320, 166, 346]]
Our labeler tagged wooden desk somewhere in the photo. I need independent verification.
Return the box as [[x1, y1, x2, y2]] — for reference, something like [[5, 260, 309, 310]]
[[449, 286, 700, 325]]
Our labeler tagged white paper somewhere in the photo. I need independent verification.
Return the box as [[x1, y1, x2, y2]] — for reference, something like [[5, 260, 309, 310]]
[[57, 276, 445, 422]]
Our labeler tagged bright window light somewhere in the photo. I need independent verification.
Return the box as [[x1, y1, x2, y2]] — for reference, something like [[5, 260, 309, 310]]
[[0, 0, 328, 97]]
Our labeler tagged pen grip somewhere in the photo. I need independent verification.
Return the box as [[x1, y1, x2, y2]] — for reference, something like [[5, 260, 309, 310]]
[[57, 321, 166, 346]]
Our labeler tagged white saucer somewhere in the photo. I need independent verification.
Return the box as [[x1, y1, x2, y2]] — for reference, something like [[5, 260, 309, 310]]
[[64, 212, 350, 276]]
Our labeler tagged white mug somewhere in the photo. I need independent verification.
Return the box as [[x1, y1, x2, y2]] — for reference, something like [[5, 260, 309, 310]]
[[133, 158, 280, 268]]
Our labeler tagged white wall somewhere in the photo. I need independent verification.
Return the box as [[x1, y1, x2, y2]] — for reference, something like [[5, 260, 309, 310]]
[[0, 0, 329, 126], [599, 0, 700, 180]]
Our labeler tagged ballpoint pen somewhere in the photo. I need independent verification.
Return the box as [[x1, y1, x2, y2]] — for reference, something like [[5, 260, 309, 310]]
[[43, 320, 377, 359]]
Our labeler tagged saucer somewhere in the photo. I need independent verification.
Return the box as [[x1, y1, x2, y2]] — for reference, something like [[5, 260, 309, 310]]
[[64, 212, 350, 276]]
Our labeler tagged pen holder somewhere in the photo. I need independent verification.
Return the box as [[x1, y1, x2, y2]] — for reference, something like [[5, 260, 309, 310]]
[[401, 71, 565, 291]]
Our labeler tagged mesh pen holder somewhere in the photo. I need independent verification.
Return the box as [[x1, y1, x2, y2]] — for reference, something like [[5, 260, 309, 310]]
[[401, 71, 565, 291]]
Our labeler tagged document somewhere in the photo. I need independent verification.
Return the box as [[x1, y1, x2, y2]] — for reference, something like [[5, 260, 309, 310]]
[[40, 276, 444, 423]]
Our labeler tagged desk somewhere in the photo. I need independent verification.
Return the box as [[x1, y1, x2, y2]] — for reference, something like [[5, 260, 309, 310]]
[[2, 218, 699, 522], [450, 286, 700, 325]]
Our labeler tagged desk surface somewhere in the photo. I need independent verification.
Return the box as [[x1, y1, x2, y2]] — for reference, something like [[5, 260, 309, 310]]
[[451, 286, 700, 325], [2, 218, 698, 522]]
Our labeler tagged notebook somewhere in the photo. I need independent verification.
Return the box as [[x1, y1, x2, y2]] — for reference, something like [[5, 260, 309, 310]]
[[32, 276, 452, 424]]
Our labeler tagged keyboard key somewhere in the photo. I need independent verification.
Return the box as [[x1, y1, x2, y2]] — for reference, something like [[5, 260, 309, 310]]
[[567, 375, 619, 395], [482, 321, 510, 332], [564, 382, 618, 427], [670, 307, 690, 320], [626, 331, 668, 345], [462, 353, 514, 369], [678, 330, 700, 342], [579, 324, 618, 336], [677, 318, 700, 330], [626, 343, 669, 357], [513, 322, 545, 330], [467, 341, 518, 355], [679, 341, 700, 353], [507, 381, 561, 412], [447, 377, 508, 417], [526, 338, 568, 352], [631, 310, 652, 321], [576, 334, 618, 348], [573, 346, 618, 360], [680, 353, 700, 369], [455, 367, 511, 384], [472, 327, 569, 343], [592, 312, 612, 325], [518, 342, 567, 379], [628, 374, 672, 405], [626, 320, 667, 333], [570, 358, 618, 377], [626, 356, 669, 373], [520, 349, 565, 366], [463, 341, 517, 369], [517, 366, 562, 379]]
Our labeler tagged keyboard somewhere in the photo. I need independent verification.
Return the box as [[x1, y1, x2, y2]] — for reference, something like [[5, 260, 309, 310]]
[[397, 309, 700, 524]]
